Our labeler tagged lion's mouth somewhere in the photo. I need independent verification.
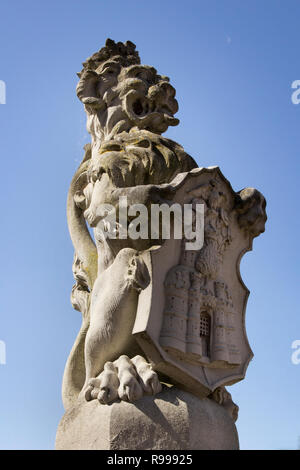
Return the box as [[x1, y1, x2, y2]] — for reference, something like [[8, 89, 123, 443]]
[[132, 97, 149, 116]]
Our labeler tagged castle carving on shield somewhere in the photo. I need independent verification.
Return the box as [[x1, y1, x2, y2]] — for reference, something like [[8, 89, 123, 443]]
[[160, 177, 241, 367]]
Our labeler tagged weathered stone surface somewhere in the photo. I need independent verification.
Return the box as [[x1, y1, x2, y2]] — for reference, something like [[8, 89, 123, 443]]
[[56, 386, 239, 450], [57, 38, 267, 450]]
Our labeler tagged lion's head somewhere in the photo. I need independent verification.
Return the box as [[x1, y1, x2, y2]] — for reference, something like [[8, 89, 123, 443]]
[[77, 39, 179, 144]]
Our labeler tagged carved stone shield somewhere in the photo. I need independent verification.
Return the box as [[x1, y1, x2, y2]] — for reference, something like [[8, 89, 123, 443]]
[[133, 167, 254, 397]]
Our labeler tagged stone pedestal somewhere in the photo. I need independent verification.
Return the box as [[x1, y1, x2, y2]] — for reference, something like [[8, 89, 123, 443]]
[[56, 386, 239, 450]]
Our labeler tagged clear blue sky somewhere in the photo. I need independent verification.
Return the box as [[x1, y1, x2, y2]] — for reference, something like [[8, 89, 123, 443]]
[[0, 0, 299, 450]]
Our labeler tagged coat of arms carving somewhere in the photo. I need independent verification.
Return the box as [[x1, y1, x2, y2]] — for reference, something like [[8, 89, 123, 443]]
[[133, 167, 266, 396]]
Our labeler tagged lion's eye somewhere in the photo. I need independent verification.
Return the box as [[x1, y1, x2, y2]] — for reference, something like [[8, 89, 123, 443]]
[[100, 63, 119, 76]]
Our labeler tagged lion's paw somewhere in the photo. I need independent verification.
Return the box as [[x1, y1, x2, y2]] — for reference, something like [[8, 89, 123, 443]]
[[211, 386, 239, 422], [84, 355, 162, 405], [84, 362, 120, 404], [236, 188, 267, 238]]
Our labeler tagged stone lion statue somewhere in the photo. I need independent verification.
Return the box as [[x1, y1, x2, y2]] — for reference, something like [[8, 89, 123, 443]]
[[62, 39, 266, 418]]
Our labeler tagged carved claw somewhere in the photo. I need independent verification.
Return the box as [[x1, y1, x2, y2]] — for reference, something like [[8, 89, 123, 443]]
[[118, 375, 143, 402], [84, 378, 100, 401], [115, 355, 144, 402], [235, 188, 267, 238], [132, 355, 162, 395], [85, 362, 120, 404]]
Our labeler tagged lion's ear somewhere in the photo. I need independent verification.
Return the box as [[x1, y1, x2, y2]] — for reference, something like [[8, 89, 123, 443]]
[[76, 70, 104, 109]]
